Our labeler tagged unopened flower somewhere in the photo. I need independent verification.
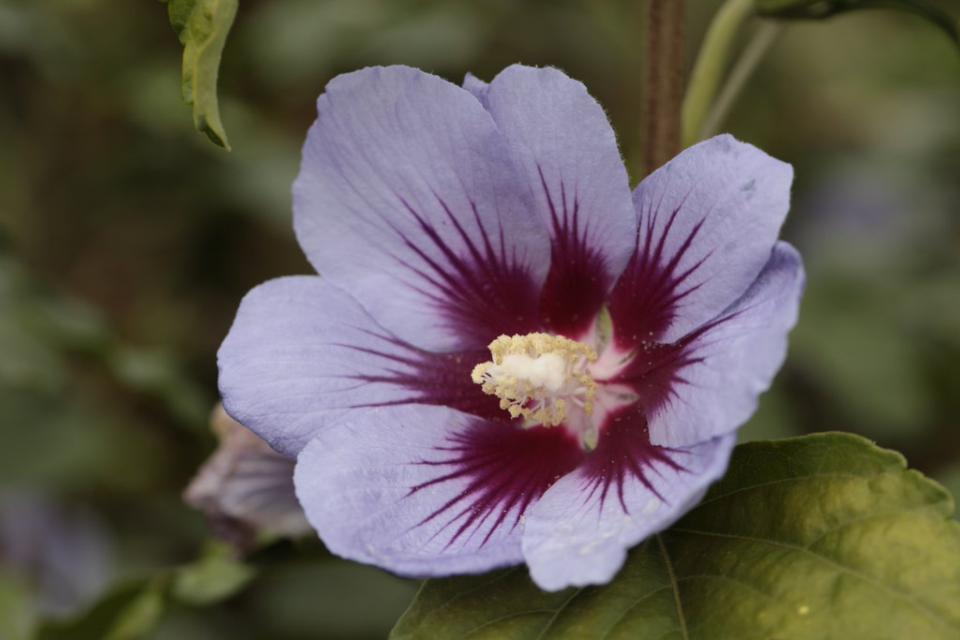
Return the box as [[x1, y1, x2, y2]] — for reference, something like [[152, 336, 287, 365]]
[[219, 65, 804, 590], [184, 404, 310, 550]]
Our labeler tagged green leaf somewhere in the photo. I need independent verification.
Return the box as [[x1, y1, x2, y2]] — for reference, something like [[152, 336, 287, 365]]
[[754, 0, 960, 47], [36, 544, 253, 639], [391, 433, 960, 639], [37, 579, 167, 640], [172, 542, 256, 606], [164, 0, 238, 149], [106, 346, 211, 426], [0, 571, 35, 640], [103, 582, 166, 640], [246, 559, 418, 638]]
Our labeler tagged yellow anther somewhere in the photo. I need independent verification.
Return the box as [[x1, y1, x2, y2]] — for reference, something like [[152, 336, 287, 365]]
[[470, 333, 598, 427]]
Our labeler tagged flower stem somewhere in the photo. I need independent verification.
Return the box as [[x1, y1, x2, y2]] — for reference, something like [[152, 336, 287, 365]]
[[641, 0, 685, 177], [700, 21, 784, 139], [681, 0, 754, 147]]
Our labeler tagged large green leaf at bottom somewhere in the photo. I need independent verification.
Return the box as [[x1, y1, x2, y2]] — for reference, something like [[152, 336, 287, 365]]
[[391, 433, 960, 639]]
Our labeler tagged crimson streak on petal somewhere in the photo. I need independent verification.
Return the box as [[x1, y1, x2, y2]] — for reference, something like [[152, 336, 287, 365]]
[[335, 331, 505, 421], [409, 421, 584, 548], [610, 306, 748, 419], [608, 195, 711, 349], [581, 407, 686, 513], [388, 193, 542, 349], [537, 169, 612, 339]]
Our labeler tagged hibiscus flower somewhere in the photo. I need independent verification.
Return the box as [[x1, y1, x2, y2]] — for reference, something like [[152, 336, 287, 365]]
[[218, 64, 804, 590]]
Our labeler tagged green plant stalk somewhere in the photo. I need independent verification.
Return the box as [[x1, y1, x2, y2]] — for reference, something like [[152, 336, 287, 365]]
[[681, 0, 755, 147], [700, 21, 784, 138]]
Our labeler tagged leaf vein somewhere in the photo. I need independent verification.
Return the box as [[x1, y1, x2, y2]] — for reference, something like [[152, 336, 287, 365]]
[[462, 610, 558, 638], [670, 526, 957, 631], [657, 534, 689, 640], [532, 588, 584, 640]]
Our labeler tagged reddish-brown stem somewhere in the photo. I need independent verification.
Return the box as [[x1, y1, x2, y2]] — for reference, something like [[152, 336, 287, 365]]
[[642, 0, 685, 177]]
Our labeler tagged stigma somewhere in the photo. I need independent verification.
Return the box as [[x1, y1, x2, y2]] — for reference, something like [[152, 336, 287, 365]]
[[471, 333, 598, 427]]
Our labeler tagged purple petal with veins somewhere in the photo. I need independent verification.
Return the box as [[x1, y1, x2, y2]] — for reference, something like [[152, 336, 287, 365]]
[[219, 65, 803, 591]]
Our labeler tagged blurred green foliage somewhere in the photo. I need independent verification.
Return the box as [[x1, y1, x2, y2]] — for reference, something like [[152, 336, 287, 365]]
[[0, 0, 958, 637]]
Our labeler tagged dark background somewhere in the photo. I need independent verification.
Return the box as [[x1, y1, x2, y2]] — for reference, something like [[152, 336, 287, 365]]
[[1, 1, 958, 637]]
